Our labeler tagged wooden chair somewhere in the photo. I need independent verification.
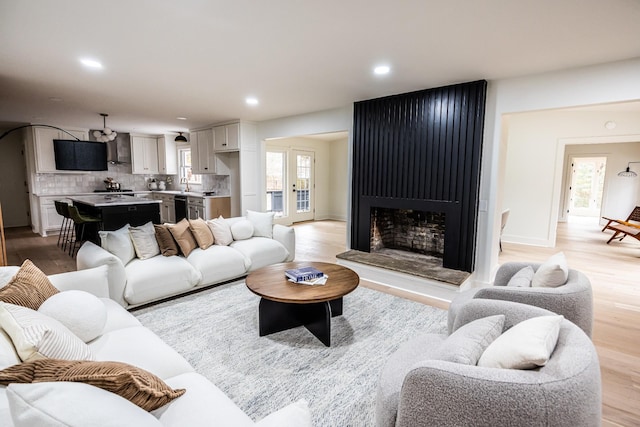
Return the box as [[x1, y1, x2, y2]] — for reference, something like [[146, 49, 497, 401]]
[[602, 206, 640, 244]]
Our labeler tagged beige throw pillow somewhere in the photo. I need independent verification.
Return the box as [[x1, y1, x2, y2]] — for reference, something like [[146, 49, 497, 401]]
[[0, 260, 59, 310], [189, 218, 214, 249], [0, 302, 94, 362], [0, 359, 185, 412], [129, 222, 160, 260], [168, 219, 198, 256], [207, 216, 233, 246]]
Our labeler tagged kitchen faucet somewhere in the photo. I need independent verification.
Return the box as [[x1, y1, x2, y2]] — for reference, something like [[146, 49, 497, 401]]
[[180, 177, 190, 193]]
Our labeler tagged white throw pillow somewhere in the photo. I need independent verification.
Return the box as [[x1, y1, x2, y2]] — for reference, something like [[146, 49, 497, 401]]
[[38, 290, 107, 343], [477, 315, 563, 369], [247, 210, 275, 238], [506, 266, 534, 287], [0, 266, 20, 288], [255, 399, 312, 427], [0, 302, 93, 362], [433, 315, 505, 365], [99, 224, 135, 265], [7, 382, 163, 427], [231, 219, 254, 241], [129, 222, 161, 260], [207, 216, 233, 246], [531, 252, 569, 288]]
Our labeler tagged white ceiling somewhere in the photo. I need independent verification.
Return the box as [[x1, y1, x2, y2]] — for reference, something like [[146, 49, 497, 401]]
[[1, 0, 640, 135]]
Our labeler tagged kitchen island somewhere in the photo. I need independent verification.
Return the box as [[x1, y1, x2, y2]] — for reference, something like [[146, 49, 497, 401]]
[[68, 194, 161, 235]]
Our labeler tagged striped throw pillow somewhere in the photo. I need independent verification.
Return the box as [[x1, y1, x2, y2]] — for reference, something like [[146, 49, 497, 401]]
[[0, 359, 186, 412], [0, 260, 59, 310], [0, 302, 93, 362]]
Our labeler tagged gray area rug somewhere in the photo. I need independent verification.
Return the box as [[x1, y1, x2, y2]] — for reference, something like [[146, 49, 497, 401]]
[[134, 282, 447, 426]]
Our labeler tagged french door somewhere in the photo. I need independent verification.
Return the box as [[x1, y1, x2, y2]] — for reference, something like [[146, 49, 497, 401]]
[[265, 149, 314, 223], [291, 150, 314, 223]]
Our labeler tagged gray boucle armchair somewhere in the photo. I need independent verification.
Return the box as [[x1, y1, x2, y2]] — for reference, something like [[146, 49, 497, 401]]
[[376, 299, 602, 427], [447, 262, 594, 336]]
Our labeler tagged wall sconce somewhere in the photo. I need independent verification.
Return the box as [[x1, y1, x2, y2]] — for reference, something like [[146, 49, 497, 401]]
[[618, 161, 640, 177]]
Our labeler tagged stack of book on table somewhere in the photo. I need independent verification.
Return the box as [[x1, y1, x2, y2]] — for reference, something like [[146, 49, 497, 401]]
[[284, 266, 328, 286]]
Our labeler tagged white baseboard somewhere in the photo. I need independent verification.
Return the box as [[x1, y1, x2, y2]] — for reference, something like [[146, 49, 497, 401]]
[[336, 258, 470, 303]]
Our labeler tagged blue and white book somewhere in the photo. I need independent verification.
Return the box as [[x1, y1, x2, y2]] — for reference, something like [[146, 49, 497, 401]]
[[284, 266, 324, 283]]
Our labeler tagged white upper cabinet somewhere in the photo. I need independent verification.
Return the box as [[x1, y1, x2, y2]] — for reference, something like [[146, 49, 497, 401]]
[[190, 129, 213, 174], [157, 135, 178, 175], [131, 135, 159, 174], [32, 127, 89, 173], [213, 122, 240, 152]]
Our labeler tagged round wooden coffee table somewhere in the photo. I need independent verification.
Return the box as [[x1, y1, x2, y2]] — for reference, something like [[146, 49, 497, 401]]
[[245, 261, 359, 346]]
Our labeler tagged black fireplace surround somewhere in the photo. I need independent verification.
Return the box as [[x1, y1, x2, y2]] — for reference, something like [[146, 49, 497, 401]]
[[350, 80, 487, 272]]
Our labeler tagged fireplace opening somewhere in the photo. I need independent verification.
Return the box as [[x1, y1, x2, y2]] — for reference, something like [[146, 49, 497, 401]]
[[370, 208, 445, 257]]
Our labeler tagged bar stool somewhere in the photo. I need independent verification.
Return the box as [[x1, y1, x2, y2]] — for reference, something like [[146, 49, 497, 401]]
[[67, 205, 102, 257], [54, 200, 73, 252]]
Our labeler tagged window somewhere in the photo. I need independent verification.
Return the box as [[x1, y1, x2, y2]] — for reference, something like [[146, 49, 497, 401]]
[[265, 150, 285, 216], [178, 147, 202, 185]]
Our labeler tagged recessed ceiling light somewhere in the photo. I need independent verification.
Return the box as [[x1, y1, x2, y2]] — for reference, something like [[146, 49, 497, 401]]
[[80, 58, 103, 69], [374, 65, 391, 75], [604, 120, 617, 130], [246, 97, 259, 106], [176, 117, 188, 120]]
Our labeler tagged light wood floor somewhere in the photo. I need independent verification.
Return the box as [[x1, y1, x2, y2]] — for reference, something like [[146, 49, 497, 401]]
[[3, 220, 639, 426]]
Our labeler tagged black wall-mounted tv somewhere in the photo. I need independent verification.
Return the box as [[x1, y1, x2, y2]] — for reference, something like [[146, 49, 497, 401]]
[[53, 139, 108, 171]]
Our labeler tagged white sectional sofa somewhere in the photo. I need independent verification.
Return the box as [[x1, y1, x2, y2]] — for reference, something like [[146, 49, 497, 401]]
[[0, 265, 310, 426], [76, 216, 295, 308]]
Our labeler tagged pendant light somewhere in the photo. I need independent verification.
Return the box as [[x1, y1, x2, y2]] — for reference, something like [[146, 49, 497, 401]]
[[175, 132, 187, 142], [618, 161, 640, 177], [93, 113, 117, 142]]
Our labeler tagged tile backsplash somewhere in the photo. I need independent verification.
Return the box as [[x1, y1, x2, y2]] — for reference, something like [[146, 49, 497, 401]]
[[34, 163, 229, 195]]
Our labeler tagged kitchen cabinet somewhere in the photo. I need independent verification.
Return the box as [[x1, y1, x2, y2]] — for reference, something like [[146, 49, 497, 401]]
[[32, 127, 89, 173], [213, 123, 240, 152], [157, 135, 178, 175], [209, 197, 231, 218], [187, 196, 230, 220], [37, 196, 71, 236], [190, 129, 228, 174], [131, 135, 159, 174], [153, 193, 175, 223]]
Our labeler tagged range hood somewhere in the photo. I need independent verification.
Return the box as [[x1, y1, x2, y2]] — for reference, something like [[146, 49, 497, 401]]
[[92, 130, 131, 164]]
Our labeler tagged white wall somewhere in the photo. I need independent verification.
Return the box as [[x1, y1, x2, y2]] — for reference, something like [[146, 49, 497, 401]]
[[329, 137, 349, 221], [502, 110, 640, 246], [477, 57, 640, 285]]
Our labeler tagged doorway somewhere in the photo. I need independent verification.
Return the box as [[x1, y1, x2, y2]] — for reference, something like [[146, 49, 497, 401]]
[[567, 156, 606, 222], [265, 148, 315, 223], [0, 131, 30, 227]]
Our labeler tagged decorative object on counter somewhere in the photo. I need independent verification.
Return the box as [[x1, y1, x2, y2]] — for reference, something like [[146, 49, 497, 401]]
[[174, 132, 187, 142], [158, 180, 166, 191], [148, 179, 158, 191], [103, 177, 120, 191], [92, 113, 118, 142], [165, 176, 173, 185]]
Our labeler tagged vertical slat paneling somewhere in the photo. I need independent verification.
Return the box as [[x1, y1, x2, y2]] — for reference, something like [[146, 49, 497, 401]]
[[351, 80, 487, 272]]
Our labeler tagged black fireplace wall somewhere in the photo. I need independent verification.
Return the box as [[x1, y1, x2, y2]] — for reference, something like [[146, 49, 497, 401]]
[[350, 80, 487, 272]]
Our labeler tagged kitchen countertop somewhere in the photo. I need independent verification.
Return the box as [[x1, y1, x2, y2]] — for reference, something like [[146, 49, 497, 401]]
[[152, 190, 230, 199], [68, 195, 161, 207], [36, 190, 230, 199]]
